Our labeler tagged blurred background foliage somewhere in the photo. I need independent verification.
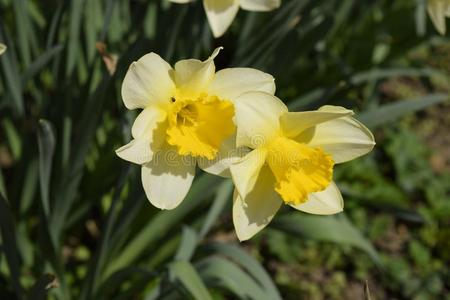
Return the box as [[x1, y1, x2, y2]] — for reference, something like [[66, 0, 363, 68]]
[[0, 0, 449, 299]]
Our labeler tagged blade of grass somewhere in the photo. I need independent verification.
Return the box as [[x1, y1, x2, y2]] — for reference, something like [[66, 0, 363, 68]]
[[204, 243, 282, 300], [199, 180, 232, 239], [0, 194, 23, 298], [37, 120, 56, 218], [66, 0, 86, 76], [79, 166, 131, 300], [358, 93, 449, 129], [272, 213, 382, 267], [101, 174, 222, 280], [0, 29, 24, 115], [174, 227, 198, 261], [169, 261, 212, 300], [196, 256, 271, 300]]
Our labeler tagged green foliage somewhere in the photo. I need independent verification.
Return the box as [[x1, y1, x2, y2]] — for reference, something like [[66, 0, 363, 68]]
[[0, 0, 449, 299]]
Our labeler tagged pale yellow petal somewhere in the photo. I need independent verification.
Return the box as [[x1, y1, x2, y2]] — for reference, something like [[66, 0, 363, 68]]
[[115, 138, 153, 164], [0, 43, 6, 56], [197, 134, 250, 177], [116, 108, 167, 164], [169, 0, 195, 3], [229, 148, 267, 198], [297, 116, 375, 163], [122, 53, 175, 109], [203, 0, 239, 37], [234, 92, 287, 148], [427, 0, 447, 34], [233, 167, 282, 241], [208, 68, 275, 100], [174, 47, 222, 97], [239, 0, 280, 11], [290, 181, 343, 215], [131, 107, 166, 139], [280, 105, 353, 138], [141, 150, 195, 209]]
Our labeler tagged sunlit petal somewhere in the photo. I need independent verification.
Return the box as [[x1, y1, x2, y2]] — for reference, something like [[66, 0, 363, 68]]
[[240, 0, 280, 11], [233, 167, 282, 241], [208, 68, 275, 100], [281, 105, 353, 138], [290, 181, 343, 215], [203, 0, 240, 37], [297, 116, 375, 163], [141, 149, 195, 209], [234, 92, 287, 148], [122, 53, 175, 109]]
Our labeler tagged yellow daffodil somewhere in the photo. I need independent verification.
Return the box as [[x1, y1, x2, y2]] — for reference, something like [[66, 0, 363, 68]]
[[427, 0, 450, 34], [168, 0, 281, 37], [116, 48, 276, 209], [229, 92, 375, 241], [0, 43, 6, 56]]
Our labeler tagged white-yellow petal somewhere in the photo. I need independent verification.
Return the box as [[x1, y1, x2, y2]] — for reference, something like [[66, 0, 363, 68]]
[[239, 0, 280, 11], [233, 167, 282, 241], [290, 181, 343, 215], [116, 107, 166, 164], [208, 68, 276, 100], [169, 0, 195, 3], [203, 0, 240, 37], [131, 107, 166, 139], [197, 134, 249, 177], [229, 148, 267, 198], [280, 105, 353, 138], [116, 138, 153, 164], [297, 116, 375, 164], [141, 151, 195, 210], [122, 53, 175, 110], [427, 0, 448, 34], [234, 92, 287, 148], [0, 43, 6, 56], [174, 47, 222, 97]]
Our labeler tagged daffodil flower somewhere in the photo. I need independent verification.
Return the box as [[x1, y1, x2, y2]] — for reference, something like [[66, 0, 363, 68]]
[[229, 92, 375, 241], [427, 0, 450, 34], [169, 0, 281, 38], [116, 48, 276, 209], [0, 43, 6, 56]]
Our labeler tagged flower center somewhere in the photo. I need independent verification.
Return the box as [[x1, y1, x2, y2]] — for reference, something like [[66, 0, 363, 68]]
[[266, 137, 334, 205], [166, 92, 235, 159]]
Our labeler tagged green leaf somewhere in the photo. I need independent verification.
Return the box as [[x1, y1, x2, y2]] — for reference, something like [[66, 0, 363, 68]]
[[358, 93, 449, 129], [37, 119, 56, 218], [0, 32, 24, 115], [199, 180, 232, 239], [196, 256, 271, 300], [2, 118, 22, 160], [22, 44, 63, 83], [204, 243, 282, 300], [175, 226, 198, 261], [79, 166, 131, 300], [66, 0, 86, 76], [169, 261, 213, 300], [272, 213, 382, 267], [0, 194, 23, 298], [101, 174, 222, 280], [350, 68, 445, 85], [12, 0, 32, 67]]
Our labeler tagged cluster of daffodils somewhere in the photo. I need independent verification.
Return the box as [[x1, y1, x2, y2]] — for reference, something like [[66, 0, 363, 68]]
[[116, 48, 375, 241], [169, 0, 280, 37], [427, 0, 450, 34]]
